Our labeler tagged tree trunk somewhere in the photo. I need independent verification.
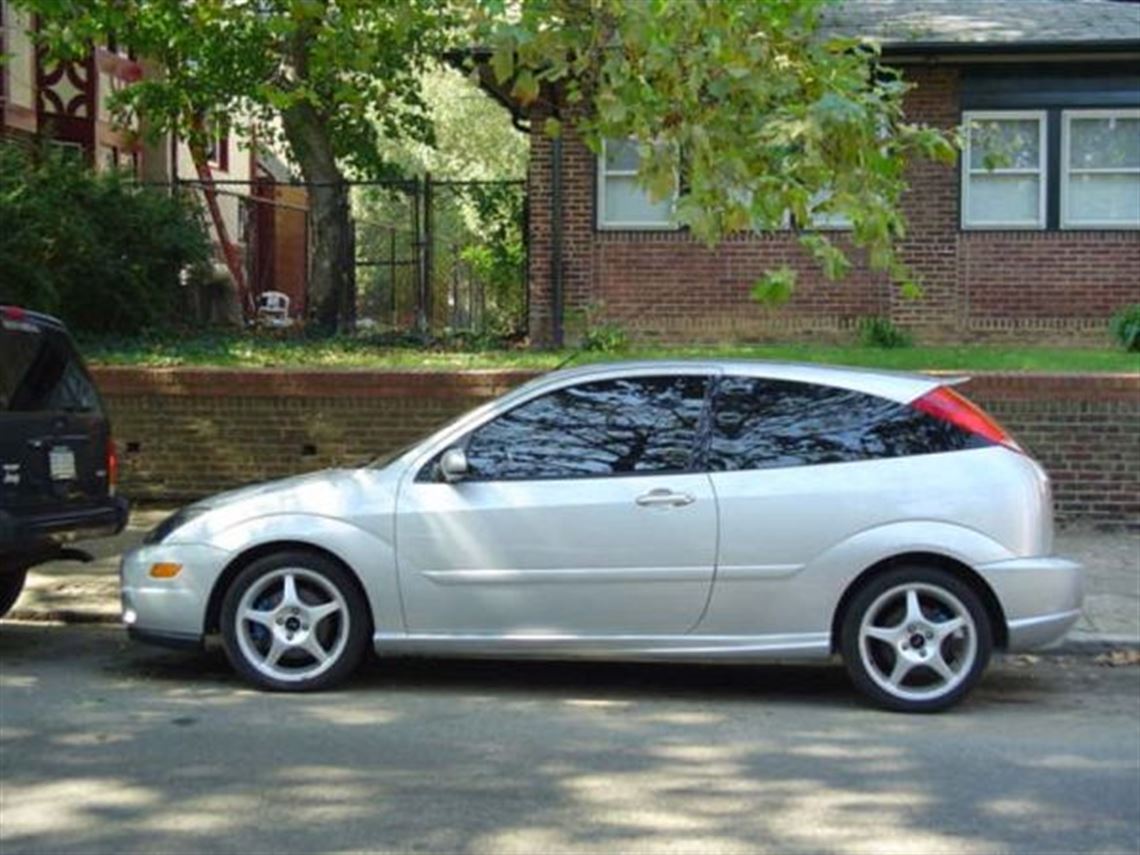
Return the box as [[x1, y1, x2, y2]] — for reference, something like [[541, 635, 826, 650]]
[[281, 101, 355, 332]]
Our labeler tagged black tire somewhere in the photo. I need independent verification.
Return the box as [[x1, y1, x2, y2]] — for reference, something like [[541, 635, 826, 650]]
[[0, 569, 27, 618], [840, 565, 993, 713], [220, 550, 370, 692]]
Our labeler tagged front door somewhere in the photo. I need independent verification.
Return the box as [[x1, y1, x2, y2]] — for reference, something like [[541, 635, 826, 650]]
[[395, 373, 717, 636]]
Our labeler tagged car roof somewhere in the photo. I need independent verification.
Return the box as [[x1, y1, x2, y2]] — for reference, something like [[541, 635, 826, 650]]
[[531, 359, 957, 404]]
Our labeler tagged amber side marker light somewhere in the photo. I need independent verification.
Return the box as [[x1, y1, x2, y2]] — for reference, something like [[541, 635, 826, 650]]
[[149, 562, 183, 579]]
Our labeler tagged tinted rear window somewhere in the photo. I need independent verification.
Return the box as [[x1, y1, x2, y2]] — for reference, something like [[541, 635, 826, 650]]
[[708, 376, 983, 471], [0, 323, 102, 414]]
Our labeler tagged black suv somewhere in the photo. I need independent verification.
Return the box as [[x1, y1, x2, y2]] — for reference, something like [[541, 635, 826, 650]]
[[0, 306, 128, 617]]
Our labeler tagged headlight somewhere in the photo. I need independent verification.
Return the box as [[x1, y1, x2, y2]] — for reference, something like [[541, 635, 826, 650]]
[[144, 506, 208, 544]]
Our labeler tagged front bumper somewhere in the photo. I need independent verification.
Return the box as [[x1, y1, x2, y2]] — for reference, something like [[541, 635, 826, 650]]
[[120, 541, 230, 642], [975, 555, 1084, 651]]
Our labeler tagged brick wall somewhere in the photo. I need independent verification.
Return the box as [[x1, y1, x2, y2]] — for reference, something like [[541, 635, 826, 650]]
[[526, 64, 1140, 345], [92, 367, 1139, 527]]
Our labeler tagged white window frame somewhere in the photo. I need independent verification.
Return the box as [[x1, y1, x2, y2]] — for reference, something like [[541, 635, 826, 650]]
[[961, 109, 1047, 230], [1060, 108, 1140, 230], [596, 138, 678, 230], [806, 189, 852, 231]]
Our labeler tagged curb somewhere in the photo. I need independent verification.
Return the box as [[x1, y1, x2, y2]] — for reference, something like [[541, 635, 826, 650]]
[[7, 609, 120, 625], [1047, 637, 1140, 655]]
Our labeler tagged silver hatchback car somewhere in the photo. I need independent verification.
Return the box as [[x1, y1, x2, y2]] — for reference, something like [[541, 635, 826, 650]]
[[121, 361, 1082, 712]]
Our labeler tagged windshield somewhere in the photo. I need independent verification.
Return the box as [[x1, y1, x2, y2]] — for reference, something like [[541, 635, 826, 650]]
[[363, 388, 525, 471], [365, 439, 423, 470]]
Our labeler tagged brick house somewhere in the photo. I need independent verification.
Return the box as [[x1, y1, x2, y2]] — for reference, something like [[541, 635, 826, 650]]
[[473, 0, 1140, 345], [0, 0, 309, 319]]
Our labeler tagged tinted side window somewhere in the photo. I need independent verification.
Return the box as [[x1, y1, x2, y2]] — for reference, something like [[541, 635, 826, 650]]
[[708, 376, 981, 471], [465, 375, 709, 480], [0, 325, 102, 414]]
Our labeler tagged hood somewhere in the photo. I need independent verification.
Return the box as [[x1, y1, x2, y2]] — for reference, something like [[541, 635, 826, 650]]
[[197, 468, 357, 511], [167, 465, 403, 545]]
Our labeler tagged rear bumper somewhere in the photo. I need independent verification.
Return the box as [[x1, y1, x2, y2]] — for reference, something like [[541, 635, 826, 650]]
[[0, 497, 129, 572], [975, 555, 1084, 651]]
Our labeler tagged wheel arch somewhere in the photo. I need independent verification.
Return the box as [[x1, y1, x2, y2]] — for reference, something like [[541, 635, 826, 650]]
[[830, 551, 1009, 654], [204, 540, 374, 636]]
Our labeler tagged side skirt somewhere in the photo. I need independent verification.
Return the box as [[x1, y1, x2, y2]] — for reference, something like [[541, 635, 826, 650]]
[[372, 632, 832, 662]]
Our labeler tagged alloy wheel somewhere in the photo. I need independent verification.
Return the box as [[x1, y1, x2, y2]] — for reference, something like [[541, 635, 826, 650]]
[[857, 582, 978, 704], [233, 566, 351, 684]]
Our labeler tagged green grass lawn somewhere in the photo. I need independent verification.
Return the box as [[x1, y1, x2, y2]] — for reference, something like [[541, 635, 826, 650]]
[[78, 332, 1140, 373]]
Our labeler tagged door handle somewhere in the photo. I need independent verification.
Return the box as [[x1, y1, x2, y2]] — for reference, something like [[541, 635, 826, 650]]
[[635, 489, 695, 508]]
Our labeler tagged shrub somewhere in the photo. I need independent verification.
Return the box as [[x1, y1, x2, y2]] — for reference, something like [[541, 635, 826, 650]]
[[858, 316, 912, 349], [567, 301, 628, 353], [581, 322, 629, 353], [0, 141, 211, 334], [1108, 305, 1140, 352]]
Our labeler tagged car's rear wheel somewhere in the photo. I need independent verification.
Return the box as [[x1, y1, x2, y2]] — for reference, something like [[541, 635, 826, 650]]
[[220, 550, 370, 691], [840, 565, 992, 713], [0, 569, 27, 618]]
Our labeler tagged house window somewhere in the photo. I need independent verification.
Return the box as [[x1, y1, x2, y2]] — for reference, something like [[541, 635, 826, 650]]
[[1061, 109, 1140, 229], [806, 190, 851, 230], [962, 110, 1047, 229], [597, 139, 676, 229]]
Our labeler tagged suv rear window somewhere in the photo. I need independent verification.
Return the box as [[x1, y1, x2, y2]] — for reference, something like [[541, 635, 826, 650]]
[[708, 376, 982, 471], [0, 322, 102, 414]]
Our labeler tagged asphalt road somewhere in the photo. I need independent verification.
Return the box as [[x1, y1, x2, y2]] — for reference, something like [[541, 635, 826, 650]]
[[1, 624, 1138, 855]]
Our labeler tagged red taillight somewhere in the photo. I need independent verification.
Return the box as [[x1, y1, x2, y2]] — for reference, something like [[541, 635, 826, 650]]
[[107, 438, 119, 495], [912, 386, 1023, 453], [1, 305, 26, 321]]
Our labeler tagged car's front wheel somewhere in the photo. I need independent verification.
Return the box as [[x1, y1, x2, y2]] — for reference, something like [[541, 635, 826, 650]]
[[220, 550, 370, 691], [840, 565, 993, 713], [0, 569, 27, 618]]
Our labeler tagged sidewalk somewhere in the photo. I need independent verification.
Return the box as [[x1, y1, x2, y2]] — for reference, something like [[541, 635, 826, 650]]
[[7, 509, 1139, 651]]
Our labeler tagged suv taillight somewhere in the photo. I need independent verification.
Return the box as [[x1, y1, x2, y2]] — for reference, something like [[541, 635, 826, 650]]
[[107, 438, 119, 495], [911, 386, 1023, 453]]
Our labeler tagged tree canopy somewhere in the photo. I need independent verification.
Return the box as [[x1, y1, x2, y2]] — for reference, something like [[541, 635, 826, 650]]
[[20, 0, 451, 330], [18, 0, 956, 325], [473, 0, 955, 300]]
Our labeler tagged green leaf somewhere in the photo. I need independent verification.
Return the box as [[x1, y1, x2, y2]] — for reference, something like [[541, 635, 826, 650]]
[[750, 267, 797, 306], [511, 69, 538, 105], [543, 117, 562, 138], [899, 280, 923, 299], [490, 45, 514, 84]]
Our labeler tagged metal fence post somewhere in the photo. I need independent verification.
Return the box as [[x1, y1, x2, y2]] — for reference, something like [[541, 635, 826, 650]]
[[422, 172, 434, 333]]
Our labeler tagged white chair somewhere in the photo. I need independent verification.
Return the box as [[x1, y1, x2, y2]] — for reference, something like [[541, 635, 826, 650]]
[[256, 290, 293, 328]]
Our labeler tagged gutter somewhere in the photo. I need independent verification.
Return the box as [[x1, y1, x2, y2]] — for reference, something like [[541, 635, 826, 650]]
[[881, 38, 1140, 64], [550, 136, 564, 348]]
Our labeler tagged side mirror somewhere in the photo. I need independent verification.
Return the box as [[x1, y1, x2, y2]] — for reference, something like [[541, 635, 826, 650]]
[[439, 447, 469, 483]]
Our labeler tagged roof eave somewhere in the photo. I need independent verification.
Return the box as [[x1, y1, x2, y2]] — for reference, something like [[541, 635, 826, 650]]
[[880, 37, 1140, 60]]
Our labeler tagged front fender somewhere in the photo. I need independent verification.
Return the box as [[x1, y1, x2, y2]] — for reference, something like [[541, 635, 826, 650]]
[[210, 513, 403, 636]]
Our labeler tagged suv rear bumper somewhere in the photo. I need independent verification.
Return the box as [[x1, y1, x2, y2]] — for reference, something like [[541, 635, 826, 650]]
[[0, 497, 129, 566]]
